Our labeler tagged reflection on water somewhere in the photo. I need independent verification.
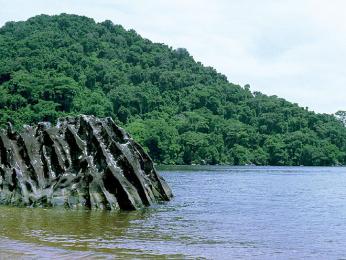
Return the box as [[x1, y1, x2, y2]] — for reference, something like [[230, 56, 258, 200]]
[[1, 166, 346, 259], [0, 205, 187, 259]]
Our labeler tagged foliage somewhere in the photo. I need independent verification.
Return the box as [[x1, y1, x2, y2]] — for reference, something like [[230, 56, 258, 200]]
[[0, 14, 345, 165], [336, 111, 346, 126]]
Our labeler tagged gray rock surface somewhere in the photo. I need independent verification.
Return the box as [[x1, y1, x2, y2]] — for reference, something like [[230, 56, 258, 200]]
[[0, 115, 172, 210]]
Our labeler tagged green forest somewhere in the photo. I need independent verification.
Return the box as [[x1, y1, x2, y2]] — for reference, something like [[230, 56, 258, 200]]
[[0, 14, 345, 166]]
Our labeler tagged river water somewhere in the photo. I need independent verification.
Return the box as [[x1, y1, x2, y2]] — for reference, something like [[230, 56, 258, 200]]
[[1, 166, 346, 259]]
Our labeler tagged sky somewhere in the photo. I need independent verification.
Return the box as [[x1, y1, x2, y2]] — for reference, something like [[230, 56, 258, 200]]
[[0, 0, 345, 114]]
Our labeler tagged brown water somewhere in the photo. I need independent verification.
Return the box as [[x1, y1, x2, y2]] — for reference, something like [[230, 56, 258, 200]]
[[2, 166, 346, 259], [0, 206, 186, 259]]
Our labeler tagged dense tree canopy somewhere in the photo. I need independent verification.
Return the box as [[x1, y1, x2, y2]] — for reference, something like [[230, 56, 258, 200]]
[[0, 14, 345, 166]]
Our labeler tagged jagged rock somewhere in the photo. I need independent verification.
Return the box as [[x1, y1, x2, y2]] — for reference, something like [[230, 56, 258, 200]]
[[0, 115, 172, 210]]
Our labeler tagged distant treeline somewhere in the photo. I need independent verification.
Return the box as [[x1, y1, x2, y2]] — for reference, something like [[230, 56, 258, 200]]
[[0, 14, 345, 166]]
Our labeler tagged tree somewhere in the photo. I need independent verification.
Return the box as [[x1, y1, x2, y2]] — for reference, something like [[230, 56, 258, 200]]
[[335, 110, 346, 126]]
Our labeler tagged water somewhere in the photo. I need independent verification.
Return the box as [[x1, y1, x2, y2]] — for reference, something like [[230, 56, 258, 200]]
[[1, 166, 346, 259]]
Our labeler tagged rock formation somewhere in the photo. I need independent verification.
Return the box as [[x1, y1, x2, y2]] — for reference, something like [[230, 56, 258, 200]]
[[0, 115, 172, 210]]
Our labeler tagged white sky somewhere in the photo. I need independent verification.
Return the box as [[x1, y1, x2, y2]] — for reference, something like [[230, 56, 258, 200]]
[[0, 0, 345, 114]]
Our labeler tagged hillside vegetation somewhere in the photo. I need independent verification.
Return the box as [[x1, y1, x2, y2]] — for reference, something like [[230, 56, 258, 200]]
[[0, 14, 345, 165]]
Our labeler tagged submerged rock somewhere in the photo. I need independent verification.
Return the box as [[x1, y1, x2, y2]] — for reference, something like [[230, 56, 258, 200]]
[[0, 115, 172, 210]]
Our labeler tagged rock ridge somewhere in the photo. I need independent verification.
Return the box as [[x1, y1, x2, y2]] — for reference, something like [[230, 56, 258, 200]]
[[0, 115, 172, 210]]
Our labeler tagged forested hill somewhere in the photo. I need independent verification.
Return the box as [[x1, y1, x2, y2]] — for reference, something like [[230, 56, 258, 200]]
[[0, 14, 345, 166]]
